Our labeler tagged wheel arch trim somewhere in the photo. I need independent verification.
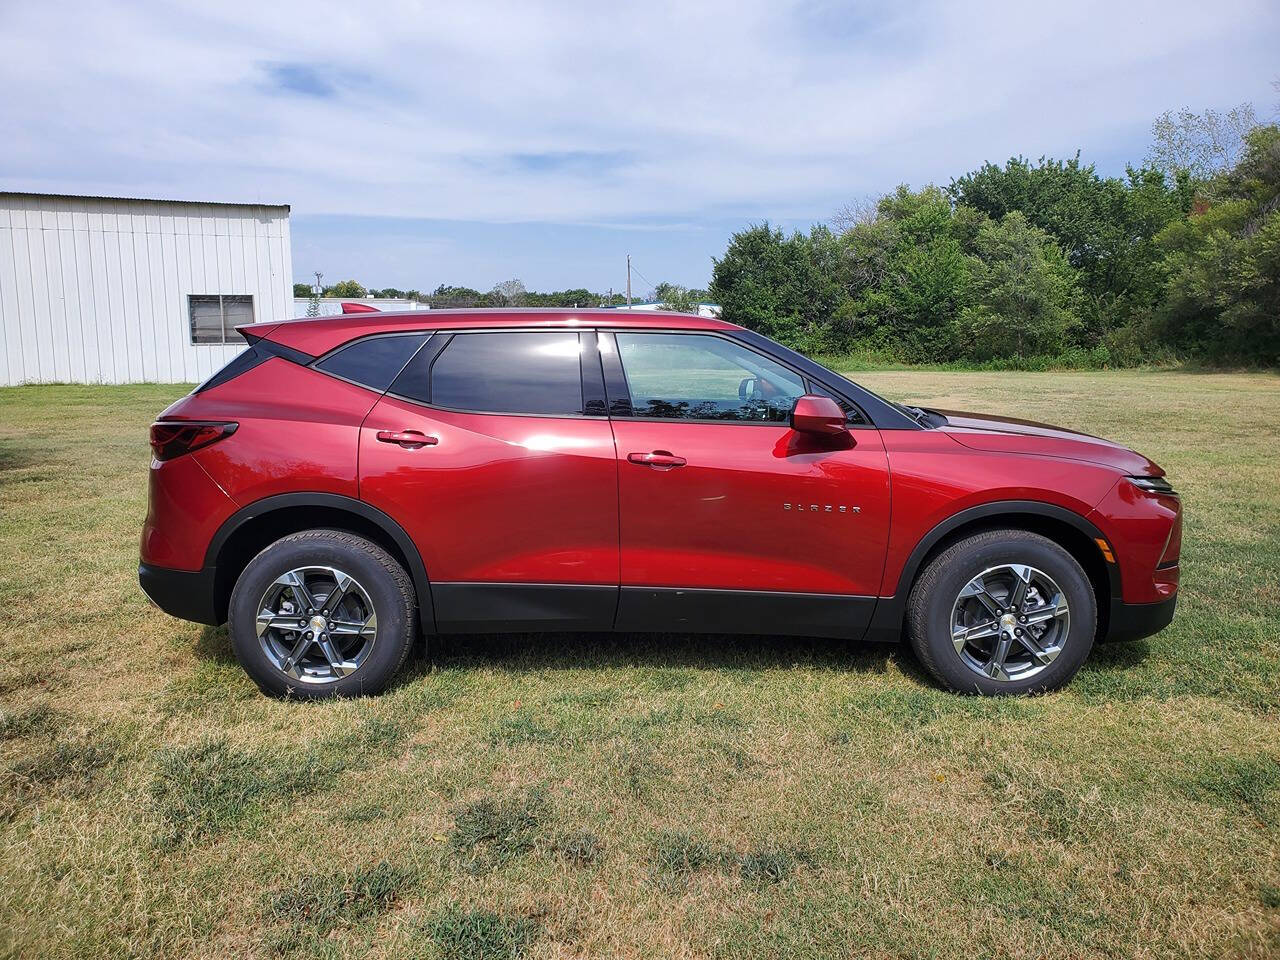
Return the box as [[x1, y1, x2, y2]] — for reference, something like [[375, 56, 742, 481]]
[[205, 492, 435, 633], [868, 499, 1119, 641]]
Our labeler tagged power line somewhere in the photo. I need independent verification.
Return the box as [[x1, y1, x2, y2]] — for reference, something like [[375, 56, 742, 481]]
[[628, 261, 659, 296]]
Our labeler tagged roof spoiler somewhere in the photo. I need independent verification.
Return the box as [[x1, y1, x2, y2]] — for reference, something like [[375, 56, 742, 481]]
[[341, 301, 380, 314], [236, 322, 281, 345]]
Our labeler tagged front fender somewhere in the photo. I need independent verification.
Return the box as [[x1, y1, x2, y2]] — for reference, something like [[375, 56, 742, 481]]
[[879, 431, 1121, 598]]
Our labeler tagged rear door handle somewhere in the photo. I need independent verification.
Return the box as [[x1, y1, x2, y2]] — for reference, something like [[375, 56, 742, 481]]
[[627, 450, 686, 469], [376, 430, 438, 449]]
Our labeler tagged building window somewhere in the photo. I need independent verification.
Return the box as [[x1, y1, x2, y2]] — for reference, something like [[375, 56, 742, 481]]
[[189, 295, 254, 344]]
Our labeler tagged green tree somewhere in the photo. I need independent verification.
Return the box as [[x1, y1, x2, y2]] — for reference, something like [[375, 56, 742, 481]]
[[1146, 104, 1258, 181], [712, 223, 846, 351], [429, 285, 485, 308], [837, 185, 973, 361], [490, 279, 527, 306], [710, 223, 787, 338], [324, 279, 367, 299], [1154, 125, 1280, 364], [525, 288, 596, 307], [711, 223, 843, 350], [958, 212, 1081, 359], [654, 282, 700, 314], [292, 282, 314, 297], [949, 154, 1192, 337], [1105, 166, 1197, 325]]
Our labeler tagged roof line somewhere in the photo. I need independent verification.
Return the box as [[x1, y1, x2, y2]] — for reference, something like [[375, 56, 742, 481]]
[[0, 191, 290, 211], [304, 307, 717, 316]]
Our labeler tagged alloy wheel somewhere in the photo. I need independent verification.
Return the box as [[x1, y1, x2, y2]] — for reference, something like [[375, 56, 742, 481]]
[[255, 565, 377, 683], [950, 563, 1070, 682]]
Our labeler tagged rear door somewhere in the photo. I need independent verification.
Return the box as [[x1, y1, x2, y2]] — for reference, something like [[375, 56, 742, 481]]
[[601, 330, 891, 638], [359, 329, 619, 632]]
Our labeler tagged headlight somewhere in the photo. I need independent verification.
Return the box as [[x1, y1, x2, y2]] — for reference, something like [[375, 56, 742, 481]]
[[1128, 476, 1176, 496]]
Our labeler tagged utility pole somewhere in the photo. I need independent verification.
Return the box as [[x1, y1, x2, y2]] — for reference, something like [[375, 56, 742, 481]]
[[626, 255, 632, 307], [313, 271, 323, 295]]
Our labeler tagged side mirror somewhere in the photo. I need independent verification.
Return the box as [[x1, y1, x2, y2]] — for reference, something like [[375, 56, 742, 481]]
[[790, 395, 848, 436], [738, 377, 759, 400]]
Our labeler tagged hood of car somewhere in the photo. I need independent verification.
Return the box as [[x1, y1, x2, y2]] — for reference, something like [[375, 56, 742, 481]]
[[936, 409, 1163, 475]]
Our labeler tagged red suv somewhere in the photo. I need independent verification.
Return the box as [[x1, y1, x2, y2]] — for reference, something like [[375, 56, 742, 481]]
[[140, 309, 1180, 698]]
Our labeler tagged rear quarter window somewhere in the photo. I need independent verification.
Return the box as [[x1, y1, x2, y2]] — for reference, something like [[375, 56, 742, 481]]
[[315, 334, 428, 391], [193, 345, 264, 393]]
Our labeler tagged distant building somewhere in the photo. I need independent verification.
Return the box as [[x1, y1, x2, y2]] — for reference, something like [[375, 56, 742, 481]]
[[0, 192, 291, 385], [291, 296, 429, 317], [602, 300, 722, 319]]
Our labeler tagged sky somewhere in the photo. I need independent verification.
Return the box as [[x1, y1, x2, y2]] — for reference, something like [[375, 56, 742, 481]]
[[2, 0, 1277, 295]]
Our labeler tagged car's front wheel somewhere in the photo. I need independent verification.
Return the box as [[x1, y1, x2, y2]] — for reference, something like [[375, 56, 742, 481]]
[[907, 529, 1096, 695], [228, 529, 416, 699]]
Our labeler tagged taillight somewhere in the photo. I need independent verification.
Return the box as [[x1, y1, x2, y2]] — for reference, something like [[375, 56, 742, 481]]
[[149, 421, 238, 461]]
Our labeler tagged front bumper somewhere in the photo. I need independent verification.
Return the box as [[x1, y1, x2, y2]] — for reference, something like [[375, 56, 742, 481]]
[[1104, 593, 1177, 643], [139, 563, 223, 626]]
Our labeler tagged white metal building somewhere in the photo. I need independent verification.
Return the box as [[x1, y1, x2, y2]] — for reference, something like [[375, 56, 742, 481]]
[[0, 192, 292, 386]]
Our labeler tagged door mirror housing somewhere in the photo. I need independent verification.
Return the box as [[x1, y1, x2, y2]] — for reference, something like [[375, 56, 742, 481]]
[[790, 395, 848, 435]]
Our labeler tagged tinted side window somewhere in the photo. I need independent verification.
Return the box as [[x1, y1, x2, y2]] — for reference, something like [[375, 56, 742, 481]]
[[315, 334, 428, 391], [614, 333, 806, 422], [431, 332, 583, 415]]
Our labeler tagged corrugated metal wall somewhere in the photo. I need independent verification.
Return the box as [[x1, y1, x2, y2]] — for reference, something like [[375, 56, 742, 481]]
[[0, 193, 292, 385]]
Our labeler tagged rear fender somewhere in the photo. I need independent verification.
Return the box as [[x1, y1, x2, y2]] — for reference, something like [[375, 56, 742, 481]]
[[205, 493, 435, 634]]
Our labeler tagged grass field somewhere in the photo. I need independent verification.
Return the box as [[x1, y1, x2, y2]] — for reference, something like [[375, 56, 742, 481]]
[[1, 370, 1278, 959]]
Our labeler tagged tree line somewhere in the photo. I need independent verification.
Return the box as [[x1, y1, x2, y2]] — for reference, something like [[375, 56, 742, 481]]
[[710, 108, 1279, 367], [293, 278, 710, 312]]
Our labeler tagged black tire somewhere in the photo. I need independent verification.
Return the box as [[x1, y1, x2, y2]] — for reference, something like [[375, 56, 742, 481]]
[[906, 529, 1096, 695], [228, 529, 416, 699]]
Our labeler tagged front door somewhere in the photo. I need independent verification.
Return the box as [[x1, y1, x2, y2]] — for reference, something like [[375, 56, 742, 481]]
[[359, 329, 619, 632], [602, 330, 891, 638]]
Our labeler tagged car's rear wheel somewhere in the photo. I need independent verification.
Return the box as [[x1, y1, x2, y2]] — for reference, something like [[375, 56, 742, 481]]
[[907, 529, 1096, 695], [228, 529, 415, 699]]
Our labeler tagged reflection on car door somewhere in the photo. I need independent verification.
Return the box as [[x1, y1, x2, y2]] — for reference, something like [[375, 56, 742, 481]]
[[359, 330, 619, 632], [601, 330, 891, 639]]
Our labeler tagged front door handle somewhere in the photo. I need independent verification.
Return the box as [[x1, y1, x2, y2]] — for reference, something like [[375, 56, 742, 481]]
[[627, 450, 686, 469], [376, 430, 438, 449]]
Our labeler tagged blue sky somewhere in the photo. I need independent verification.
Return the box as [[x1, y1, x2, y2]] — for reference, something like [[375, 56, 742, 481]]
[[3, 1, 1277, 295]]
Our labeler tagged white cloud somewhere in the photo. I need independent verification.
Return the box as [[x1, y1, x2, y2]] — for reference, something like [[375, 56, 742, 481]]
[[2, 0, 1276, 223]]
